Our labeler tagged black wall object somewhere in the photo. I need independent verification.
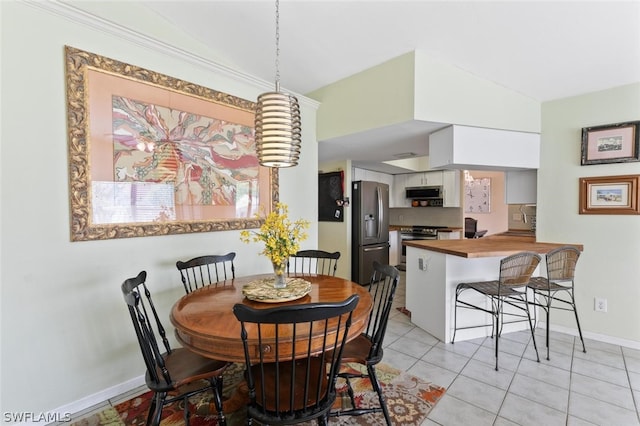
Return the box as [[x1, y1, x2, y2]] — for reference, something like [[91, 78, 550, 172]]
[[318, 171, 344, 222]]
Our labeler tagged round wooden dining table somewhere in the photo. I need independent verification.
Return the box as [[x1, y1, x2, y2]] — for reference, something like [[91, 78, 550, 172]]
[[170, 274, 373, 363]]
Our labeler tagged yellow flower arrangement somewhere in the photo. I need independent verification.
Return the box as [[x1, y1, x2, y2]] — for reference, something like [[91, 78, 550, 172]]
[[240, 203, 310, 275]]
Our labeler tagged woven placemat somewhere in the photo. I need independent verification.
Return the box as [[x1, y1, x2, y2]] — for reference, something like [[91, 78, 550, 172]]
[[242, 277, 312, 303]]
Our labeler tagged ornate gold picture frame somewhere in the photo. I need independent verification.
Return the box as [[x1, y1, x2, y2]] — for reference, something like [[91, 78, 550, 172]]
[[65, 46, 277, 241]]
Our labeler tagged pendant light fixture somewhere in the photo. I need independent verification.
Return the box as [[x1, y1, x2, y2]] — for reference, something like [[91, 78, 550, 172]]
[[254, 0, 302, 168]]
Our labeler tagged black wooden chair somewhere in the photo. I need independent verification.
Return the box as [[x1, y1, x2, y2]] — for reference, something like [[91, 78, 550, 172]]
[[176, 252, 236, 293], [233, 294, 359, 425], [330, 261, 400, 425], [288, 249, 340, 276], [528, 246, 586, 360], [452, 251, 541, 370], [121, 271, 227, 425]]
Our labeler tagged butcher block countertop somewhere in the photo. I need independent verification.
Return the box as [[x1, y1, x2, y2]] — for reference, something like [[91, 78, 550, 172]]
[[403, 238, 583, 258]]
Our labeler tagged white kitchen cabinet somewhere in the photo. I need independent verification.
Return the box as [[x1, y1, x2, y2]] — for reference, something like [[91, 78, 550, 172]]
[[403, 172, 442, 187], [389, 230, 400, 266], [353, 168, 398, 207], [505, 170, 537, 204], [353, 168, 393, 187], [429, 125, 540, 170], [393, 170, 459, 207], [352, 167, 366, 182], [402, 171, 444, 188], [442, 170, 461, 207], [425, 171, 443, 186], [392, 174, 410, 207]]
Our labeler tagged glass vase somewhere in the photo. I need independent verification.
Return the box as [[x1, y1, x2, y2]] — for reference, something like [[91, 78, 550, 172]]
[[272, 262, 287, 289]]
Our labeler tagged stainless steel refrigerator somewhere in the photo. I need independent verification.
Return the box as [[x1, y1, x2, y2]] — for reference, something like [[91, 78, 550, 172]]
[[351, 180, 390, 285]]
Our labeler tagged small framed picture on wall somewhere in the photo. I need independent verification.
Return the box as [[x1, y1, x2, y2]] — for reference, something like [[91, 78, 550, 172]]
[[579, 174, 640, 215], [581, 121, 640, 165]]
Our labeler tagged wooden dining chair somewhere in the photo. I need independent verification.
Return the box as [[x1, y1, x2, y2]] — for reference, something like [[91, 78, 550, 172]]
[[330, 261, 400, 425], [121, 271, 228, 426], [287, 249, 340, 276], [176, 252, 236, 293], [233, 294, 359, 425]]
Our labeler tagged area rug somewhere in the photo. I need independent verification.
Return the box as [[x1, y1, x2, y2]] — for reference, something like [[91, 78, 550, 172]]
[[71, 362, 445, 425], [397, 306, 412, 318]]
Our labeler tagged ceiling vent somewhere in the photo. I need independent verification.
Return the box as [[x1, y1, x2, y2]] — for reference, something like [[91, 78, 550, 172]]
[[392, 152, 417, 159]]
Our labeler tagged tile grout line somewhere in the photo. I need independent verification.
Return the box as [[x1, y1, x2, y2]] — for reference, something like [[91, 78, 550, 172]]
[[621, 350, 640, 423]]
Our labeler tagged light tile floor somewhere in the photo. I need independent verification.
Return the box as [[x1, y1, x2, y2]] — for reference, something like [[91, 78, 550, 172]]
[[61, 272, 640, 425]]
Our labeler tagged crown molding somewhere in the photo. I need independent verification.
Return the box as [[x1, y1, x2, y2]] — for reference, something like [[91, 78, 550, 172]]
[[24, 0, 319, 109]]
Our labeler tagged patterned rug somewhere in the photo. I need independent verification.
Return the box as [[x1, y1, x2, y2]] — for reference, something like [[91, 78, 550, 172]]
[[72, 362, 445, 425], [397, 306, 412, 318]]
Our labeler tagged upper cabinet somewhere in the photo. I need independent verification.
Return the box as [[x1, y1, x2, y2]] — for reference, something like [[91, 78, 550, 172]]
[[505, 170, 537, 204], [392, 170, 460, 208], [429, 125, 540, 170], [404, 171, 442, 187], [353, 167, 396, 204], [352, 167, 461, 208], [392, 174, 408, 207], [442, 170, 461, 207]]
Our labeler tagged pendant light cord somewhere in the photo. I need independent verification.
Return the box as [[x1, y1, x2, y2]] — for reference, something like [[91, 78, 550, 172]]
[[274, 0, 281, 91]]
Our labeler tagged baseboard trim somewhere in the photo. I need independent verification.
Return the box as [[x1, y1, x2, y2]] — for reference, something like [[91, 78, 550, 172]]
[[538, 323, 640, 351], [49, 375, 145, 423]]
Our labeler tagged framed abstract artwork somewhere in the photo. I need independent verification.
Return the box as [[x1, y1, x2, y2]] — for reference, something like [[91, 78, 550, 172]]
[[579, 175, 639, 215], [581, 121, 640, 165], [64, 46, 277, 241]]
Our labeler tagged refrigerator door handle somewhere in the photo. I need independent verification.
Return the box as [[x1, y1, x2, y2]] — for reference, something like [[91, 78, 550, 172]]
[[363, 245, 387, 252], [377, 186, 383, 239]]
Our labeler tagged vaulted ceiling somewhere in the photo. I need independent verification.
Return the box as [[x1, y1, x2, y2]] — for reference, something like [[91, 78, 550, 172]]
[[142, 1, 640, 172]]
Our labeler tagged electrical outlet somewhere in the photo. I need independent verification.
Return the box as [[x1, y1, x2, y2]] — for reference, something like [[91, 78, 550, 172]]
[[594, 298, 608, 312], [512, 213, 522, 221], [418, 257, 428, 271]]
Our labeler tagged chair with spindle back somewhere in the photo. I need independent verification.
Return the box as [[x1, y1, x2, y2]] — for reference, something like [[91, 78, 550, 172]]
[[288, 249, 340, 276], [176, 252, 236, 294], [331, 261, 400, 425], [121, 271, 227, 425], [233, 294, 359, 425]]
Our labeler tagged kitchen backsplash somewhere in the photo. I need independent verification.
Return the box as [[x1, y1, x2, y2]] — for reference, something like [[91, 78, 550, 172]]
[[389, 207, 463, 227], [508, 204, 536, 231]]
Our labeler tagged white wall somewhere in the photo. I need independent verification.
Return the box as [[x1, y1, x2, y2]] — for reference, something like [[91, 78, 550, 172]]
[[0, 1, 318, 415], [539, 83, 640, 343]]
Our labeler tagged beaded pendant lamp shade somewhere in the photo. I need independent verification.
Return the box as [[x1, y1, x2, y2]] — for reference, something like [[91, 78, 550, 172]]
[[254, 0, 302, 168]]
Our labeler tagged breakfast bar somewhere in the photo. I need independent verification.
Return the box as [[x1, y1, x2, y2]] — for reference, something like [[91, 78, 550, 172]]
[[403, 237, 583, 342]]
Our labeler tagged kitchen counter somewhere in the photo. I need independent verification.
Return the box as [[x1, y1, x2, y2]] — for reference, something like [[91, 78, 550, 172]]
[[403, 238, 582, 258], [389, 225, 462, 232], [437, 227, 463, 233], [404, 238, 583, 342]]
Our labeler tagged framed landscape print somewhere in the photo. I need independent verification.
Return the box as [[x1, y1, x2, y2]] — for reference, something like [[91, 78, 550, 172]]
[[579, 175, 639, 215], [581, 121, 640, 165], [65, 46, 277, 241]]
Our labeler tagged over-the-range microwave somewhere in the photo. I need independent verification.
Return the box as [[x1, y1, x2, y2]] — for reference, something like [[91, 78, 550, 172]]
[[405, 186, 443, 199]]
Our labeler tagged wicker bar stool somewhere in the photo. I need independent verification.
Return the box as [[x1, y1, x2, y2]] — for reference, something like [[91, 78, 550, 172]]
[[452, 251, 541, 370], [528, 245, 586, 360]]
